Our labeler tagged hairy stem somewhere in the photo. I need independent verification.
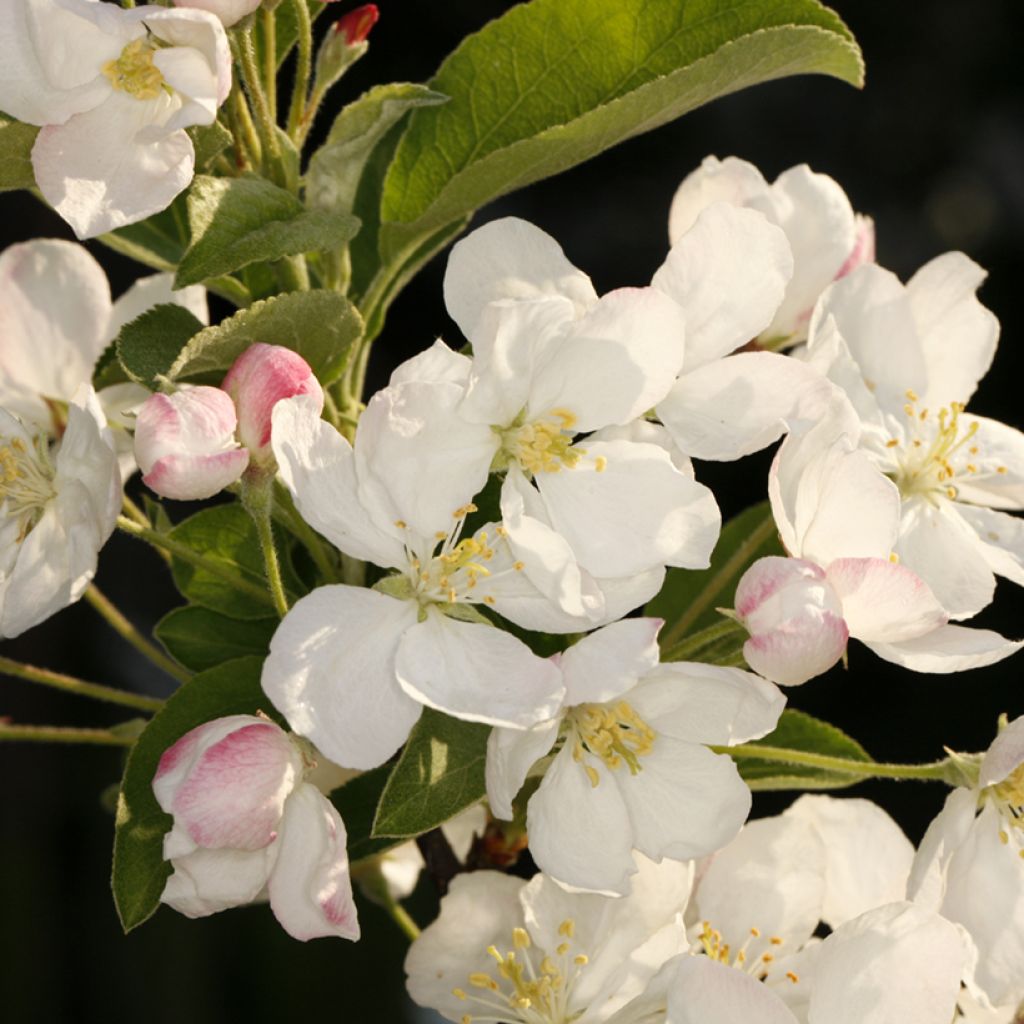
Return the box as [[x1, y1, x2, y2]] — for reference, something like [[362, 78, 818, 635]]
[[719, 743, 952, 782], [0, 656, 163, 713], [286, 0, 314, 141], [0, 723, 136, 747]]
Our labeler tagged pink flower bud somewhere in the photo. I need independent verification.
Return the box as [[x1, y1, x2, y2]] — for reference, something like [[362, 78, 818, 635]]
[[154, 715, 360, 941], [735, 556, 849, 686], [221, 343, 324, 461], [134, 387, 249, 501], [172, 0, 262, 28], [335, 3, 378, 45]]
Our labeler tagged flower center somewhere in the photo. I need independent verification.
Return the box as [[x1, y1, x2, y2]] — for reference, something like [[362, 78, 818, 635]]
[[989, 763, 1024, 857], [0, 433, 56, 542], [884, 391, 1006, 502], [697, 922, 800, 986], [569, 701, 655, 788], [452, 919, 588, 1024], [495, 409, 583, 476], [102, 38, 166, 101]]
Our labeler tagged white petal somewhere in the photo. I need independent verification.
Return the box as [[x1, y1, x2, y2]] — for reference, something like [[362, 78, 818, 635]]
[[526, 287, 687, 430], [559, 618, 663, 706], [906, 787, 978, 912], [143, 6, 231, 106], [388, 338, 471, 387], [667, 155, 769, 243], [536, 439, 720, 576], [161, 846, 274, 918], [628, 663, 786, 746], [527, 745, 636, 895], [956, 504, 1024, 588], [486, 718, 562, 821], [271, 395, 405, 568], [907, 252, 998, 409], [785, 795, 914, 929], [802, 313, 886, 428], [979, 715, 1024, 787], [658, 351, 834, 462], [952, 415, 1024, 510], [396, 608, 564, 728], [261, 586, 422, 770], [443, 216, 597, 339], [652, 203, 792, 370], [808, 902, 967, 1024], [267, 784, 360, 941], [869, 623, 1023, 673], [107, 272, 208, 341], [826, 557, 947, 643]]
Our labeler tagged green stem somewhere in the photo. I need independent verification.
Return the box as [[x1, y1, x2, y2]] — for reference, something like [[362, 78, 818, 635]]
[[275, 254, 310, 293], [273, 483, 340, 583], [383, 896, 421, 942], [252, 509, 290, 617], [719, 743, 951, 782], [228, 87, 261, 169], [0, 724, 136, 747], [261, 7, 278, 123], [237, 27, 285, 185], [662, 616, 746, 663], [286, 0, 314, 141], [659, 511, 777, 650], [116, 516, 276, 608], [84, 586, 191, 684], [0, 656, 163, 713]]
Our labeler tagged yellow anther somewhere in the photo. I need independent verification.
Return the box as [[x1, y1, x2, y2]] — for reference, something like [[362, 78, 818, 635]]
[[483, 595, 496, 606], [570, 700, 656, 782], [786, 971, 800, 984], [102, 38, 166, 100], [452, 988, 467, 1000], [1000, 830, 1010, 845], [584, 764, 600, 788], [573, 954, 588, 966], [749, 927, 761, 938], [769, 936, 783, 946], [594, 456, 608, 472], [885, 438, 899, 448], [394, 519, 407, 529], [558, 920, 575, 938], [513, 561, 525, 571], [556, 942, 570, 956], [905, 389, 919, 402], [762, 953, 775, 964], [486, 946, 503, 965], [462, 1016, 471, 1024], [998, 466, 1009, 474], [540, 957, 558, 976], [435, 531, 448, 540], [454, 503, 478, 518], [512, 928, 531, 950], [469, 972, 495, 989]]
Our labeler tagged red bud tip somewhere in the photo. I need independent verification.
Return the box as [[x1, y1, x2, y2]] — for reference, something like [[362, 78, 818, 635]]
[[336, 4, 379, 45]]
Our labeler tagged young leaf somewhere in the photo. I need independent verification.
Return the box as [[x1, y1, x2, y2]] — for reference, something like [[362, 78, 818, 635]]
[[330, 765, 404, 863], [175, 175, 360, 288], [0, 114, 38, 192], [737, 709, 874, 791], [306, 83, 448, 218], [168, 289, 362, 385], [372, 709, 490, 839], [155, 606, 278, 673], [98, 197, 189, 274], [188, 120, 234, 170], [649, 501, 783, 652], [169, 504, 298, 619], [111, 656, 273, 933], [379, 0, 863, 260], [115, 304, 205, 389]]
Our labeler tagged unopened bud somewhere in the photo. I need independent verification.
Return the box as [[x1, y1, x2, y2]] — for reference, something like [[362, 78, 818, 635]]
[[314, 4, 378, 91]]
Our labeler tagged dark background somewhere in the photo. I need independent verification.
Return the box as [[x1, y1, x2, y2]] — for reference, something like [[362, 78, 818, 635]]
[[2, 2, 1023, 1021]]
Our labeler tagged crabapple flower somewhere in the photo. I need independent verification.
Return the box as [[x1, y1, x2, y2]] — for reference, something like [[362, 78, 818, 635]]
[[404, 855, 693, 1024], [668, 156, 874, 344], [768, 407, 1022, 674], [0, 238, 207, 473], [153, 715, 359, 941], [803, 255, 1024, 620], [0, 385, 120, 638], [486, 619, 786, 894], [264, 390, 564, 771], [134, 386, 249, 501], [135, 344, 323, 499], [0, 0, 231, 238], [172, 0, 262, 28], [908, 715, 1024, 1008]]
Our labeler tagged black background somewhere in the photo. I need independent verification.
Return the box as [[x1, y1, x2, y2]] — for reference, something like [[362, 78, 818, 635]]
[[2, 2, 1022, 1021]]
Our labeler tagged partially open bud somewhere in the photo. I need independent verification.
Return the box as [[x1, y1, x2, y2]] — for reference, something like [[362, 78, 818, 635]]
[[154, 715, 361, 941], [134, 386, 249, 501], [314, 4, 379, 92], [221, 343, 324, 462], [735, 556, 849, 686], [172, 0, 263, 28]]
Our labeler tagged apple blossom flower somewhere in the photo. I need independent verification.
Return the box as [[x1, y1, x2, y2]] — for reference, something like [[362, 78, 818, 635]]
[[0, 385, 120, 638], [0, 0, 231, 238], [908, 715, 1024, 1009], [264, 389, 565, 771], [0, 238, 207, 475], [442, 219, 721, 627], [135, 344, 323, 500], [486, 619, 786, 894], [802, 255, 1024, 621], [668, 155, 874, 344], [154, 714, 359, 941], [404, 855, 693, 1024], [172, 0, 262, 28], [767, 406, 1022, 675]]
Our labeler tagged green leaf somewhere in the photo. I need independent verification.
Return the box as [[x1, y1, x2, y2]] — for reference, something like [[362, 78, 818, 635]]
[[176, 175, 360, 288], [0, 114, 38, 192], [169, 504, 298, 619], [98, 198, 189, 274], [649, 501, 782, 653], [372, 709, 489, 839], [738, 709, 874, 791], [155, 606, 277, 673], [379, 0, 862, 260], [188, 120, 234, 170], [330, 765, 403, 863], [168, 289, 362, 385], [115, 304, 206, 389], [306, 84, 448, 219], [112, 656, 272, 932]]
